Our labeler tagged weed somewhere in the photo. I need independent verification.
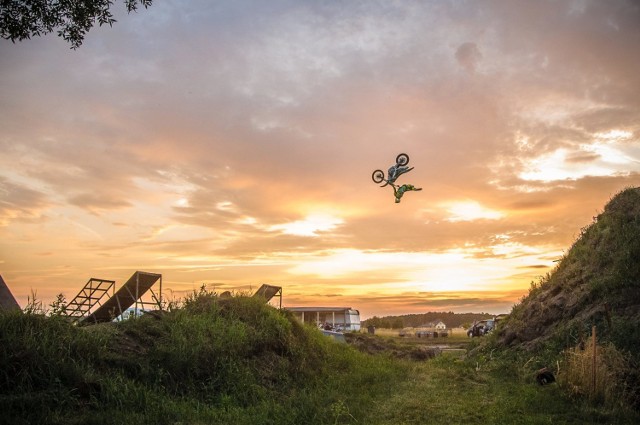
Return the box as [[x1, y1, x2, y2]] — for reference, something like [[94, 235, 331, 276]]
[[22, 289, 45, 315], [561, 342, 634, 408], [48, 293, 68, 316]]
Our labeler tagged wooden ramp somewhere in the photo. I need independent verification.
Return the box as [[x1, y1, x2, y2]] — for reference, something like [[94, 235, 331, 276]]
[[81, 271, 161, 324], [0, 275, 21, 312], [65, 278, 115, 321], [252, 284, 282, 308]]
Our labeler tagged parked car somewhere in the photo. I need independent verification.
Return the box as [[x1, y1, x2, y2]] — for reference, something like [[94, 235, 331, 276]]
[[399, 328, 413, 337], [467, 319, 495, 337], [415, 330, 432, 338]]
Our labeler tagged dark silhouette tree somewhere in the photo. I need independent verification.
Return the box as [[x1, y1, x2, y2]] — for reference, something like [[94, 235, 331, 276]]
[[1, 0, 152, 49], [391, 317, 404, 329]]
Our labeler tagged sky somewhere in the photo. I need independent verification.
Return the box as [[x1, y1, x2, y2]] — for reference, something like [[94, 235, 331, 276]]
[[1, 0, 640, 319]]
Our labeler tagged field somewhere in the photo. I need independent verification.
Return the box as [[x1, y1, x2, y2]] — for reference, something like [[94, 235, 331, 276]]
[[346, 329, 639, 424], [363, 355, 639, 425], [367, 327, 470, 354], [371, 326, 470, 340], [2, 296, 640, 424], [370, 328, 469, 341]]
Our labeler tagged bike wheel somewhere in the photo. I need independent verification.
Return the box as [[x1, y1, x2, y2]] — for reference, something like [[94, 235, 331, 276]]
[[396, 153, 409, 166], [372, 169, 385, 184]]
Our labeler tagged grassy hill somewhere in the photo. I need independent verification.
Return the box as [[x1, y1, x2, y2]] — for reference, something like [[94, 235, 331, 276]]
[[2, 284, 640, 423], [0, 293, 404, 424], [491, 187, 640, 408]]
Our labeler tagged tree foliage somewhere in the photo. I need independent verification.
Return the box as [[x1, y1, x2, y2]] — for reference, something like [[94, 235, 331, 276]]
[[1, 0, 152, 49], [362, 311, 495, 329]]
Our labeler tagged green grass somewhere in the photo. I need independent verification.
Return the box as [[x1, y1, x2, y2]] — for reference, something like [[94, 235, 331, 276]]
[[363, 355, 639, 425], [490, 187, 640, 411], [2, 292, 640, 424], [0, 295, 406, 425]]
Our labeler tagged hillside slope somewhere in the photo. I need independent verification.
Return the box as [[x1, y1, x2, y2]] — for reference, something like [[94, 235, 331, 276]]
[[0, 295, 404, 424], [496, 187, 640, 355]]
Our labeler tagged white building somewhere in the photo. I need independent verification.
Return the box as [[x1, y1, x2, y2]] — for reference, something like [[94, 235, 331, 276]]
[[286, 307, 361, 331]]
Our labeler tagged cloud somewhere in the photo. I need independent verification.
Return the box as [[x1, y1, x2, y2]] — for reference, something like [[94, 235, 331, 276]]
[[0, 177, 51, 226], [455, 42, 482, 73], [68, 193, 132, 211], [442, 201, 504, 222], [1, 0, 640, 315]]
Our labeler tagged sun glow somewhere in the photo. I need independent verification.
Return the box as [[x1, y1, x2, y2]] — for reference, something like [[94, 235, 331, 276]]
[[286, 249, 421, 278], [174, 198, 189, 207], [443, 201, 504, 222], [269, 214, 344, 237], [285, 246, 556, 293]]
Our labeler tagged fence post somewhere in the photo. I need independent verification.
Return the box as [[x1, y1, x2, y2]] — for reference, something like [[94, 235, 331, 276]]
[[591, 325, 597, 397]]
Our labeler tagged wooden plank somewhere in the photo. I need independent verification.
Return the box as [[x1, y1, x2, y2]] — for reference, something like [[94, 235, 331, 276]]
[[252, 284, 281, 302], [81, 271, 161, 324], [0, 275, 20, 312]]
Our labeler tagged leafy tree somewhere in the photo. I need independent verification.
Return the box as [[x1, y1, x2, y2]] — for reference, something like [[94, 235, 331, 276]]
[[1, 0, 153, 49], [48, 293, 67, 316], [391, 318, 404, 329]]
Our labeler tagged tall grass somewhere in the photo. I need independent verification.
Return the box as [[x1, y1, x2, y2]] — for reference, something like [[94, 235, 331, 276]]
[[1, 293, 406, 424], [561, 342, 634, 408]]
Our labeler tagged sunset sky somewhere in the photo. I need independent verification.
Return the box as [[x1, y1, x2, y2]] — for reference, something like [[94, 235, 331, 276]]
[[1, 0, 639, 318]]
